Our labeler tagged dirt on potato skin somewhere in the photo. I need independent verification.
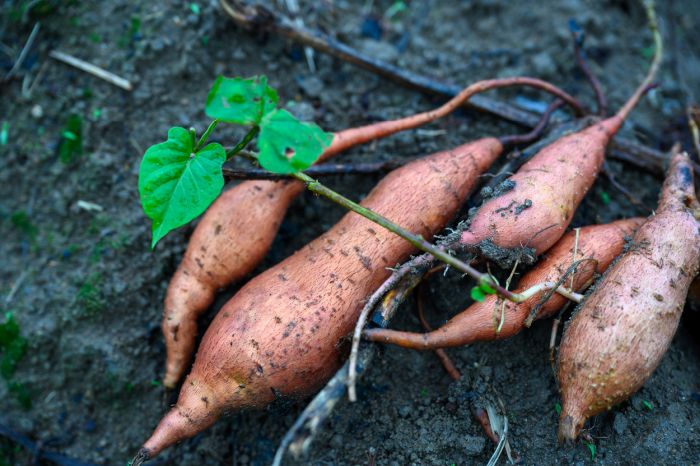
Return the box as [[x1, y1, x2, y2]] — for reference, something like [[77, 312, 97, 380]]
[[0, 0, 699, 465]]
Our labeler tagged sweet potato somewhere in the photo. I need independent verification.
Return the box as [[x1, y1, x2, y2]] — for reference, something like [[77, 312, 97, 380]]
[[135, 136, 506, 462], [162, 77, 581, 387], [458, 24, 660, 265], [557, 149, 700, 441], [364, 218, 643, 349]]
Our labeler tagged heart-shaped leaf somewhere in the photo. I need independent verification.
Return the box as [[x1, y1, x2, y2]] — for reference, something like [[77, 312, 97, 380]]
[[139, 127, 226, 248], [257, 109, 333, 174], [205, 75, 278, 125]]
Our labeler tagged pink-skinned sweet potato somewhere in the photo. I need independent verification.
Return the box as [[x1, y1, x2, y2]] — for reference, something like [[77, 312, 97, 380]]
[[557, 148, 700, 441]]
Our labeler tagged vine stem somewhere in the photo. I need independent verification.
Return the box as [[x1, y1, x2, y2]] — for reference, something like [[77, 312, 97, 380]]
[[291, 170, 583, 305], [226, 126, 260, 159], [291, 171, 516, 300], [194, 119, 220, 152]]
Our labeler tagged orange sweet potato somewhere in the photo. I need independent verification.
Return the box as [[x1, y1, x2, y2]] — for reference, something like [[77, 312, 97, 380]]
[[557, 149, 700, 441], [459, 54, 658, 264], [162, 77, 580, 387], [364, 218, 643, 349], [135, 137, 506, 462]]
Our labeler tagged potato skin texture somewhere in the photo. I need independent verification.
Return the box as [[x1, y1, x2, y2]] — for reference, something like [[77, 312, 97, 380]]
[[162, 179, 304, 387], [557, 151, 700, 441], [142, 138, 504, 456], [365, 218, 643, 349], [460, 117, 623, 261]]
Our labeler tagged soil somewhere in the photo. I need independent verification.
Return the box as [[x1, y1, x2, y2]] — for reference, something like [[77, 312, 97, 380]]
[[1, 0, 699, 465]]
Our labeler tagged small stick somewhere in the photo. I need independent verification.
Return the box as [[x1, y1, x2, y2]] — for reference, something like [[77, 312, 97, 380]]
[[549, 301, 571, 374], [49, 50, 133, 91], [498, 99, 564, 146], [0, 421, 100, 466], [602, 161, 654, 212], [570, 228, 580, 290], [688, 105, 700, 156], [4, 22, 40, 81], [570, 20, 608, 116], [222, 159, 411, 181], [347, 264, 417, 401], [416, 282, 461, 381]]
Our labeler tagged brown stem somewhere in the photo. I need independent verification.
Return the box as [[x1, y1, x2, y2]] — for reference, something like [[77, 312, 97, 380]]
[[498, 99, 564, 146], [222, 159, 411, 181], [416, 282, 461, 381], [570, 22, 608, 116]]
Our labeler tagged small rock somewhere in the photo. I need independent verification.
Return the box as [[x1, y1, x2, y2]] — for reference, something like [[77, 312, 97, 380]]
[[330, 434, 344, 448], [531, 51, 557, 76], [31, 104, 43, 118], [298, 75, 324, 98], [460, 434, 486, 456], [398, 405, 412, 418], [359, 39, 398, 63], [613, 412, 628, 435], [286, 101, 315, 122]]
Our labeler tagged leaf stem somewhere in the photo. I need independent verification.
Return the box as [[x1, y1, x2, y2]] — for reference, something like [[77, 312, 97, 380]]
[[194, 119, 220, 152], [226, 126, 260, 160]]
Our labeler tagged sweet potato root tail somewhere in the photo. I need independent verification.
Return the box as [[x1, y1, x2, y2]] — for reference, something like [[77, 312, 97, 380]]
[[320, 77, 582, 161], [141, 380, 223, 459], [557, 415, 581, 443], [130, 448, 150, 466]]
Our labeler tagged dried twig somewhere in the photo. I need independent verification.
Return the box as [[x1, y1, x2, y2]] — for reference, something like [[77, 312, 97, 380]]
[[4, 22, 40, 81], [49, 50, 132, 90], [602, 161, 654, 213], [0, 421, 100, 466], [570, 20, 608, 116], [222, 159, 411, 181], [416, 280, 461, 381]]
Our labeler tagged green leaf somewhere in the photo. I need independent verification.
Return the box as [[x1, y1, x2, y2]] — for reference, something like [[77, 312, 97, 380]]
[[139, 127, 226, 248], [471, 286, 485, 303], [478, 275, 498, 295], [58, 114, 83, 164], [585, 441, 596, 460], [1, 337, 27, 379], [7, 381, 31, 409], [0, 313, 20, 349], [205, 75, 278, 125], [555, 402, 562, 415], [257, 109, 333, 174]]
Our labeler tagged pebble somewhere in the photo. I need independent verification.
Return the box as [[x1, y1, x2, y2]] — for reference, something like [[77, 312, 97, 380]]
[[460, 434, 486, 456], [31, 104, 43, 118], [298, 75, 324, 98], [613, 412, 628, 435], [531, 51, 557, 76]]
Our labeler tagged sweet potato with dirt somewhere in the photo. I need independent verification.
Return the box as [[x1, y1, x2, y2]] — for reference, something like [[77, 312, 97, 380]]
[[557, 149, 700, 441], [162, 77, 580, 388], [133, 136, 507, 463], [364, 218, 643, 349], [458, 17, 660, 266]]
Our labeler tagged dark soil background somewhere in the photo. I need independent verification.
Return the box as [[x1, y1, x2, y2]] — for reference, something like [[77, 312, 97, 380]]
[[1, 0, 699, 465]]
